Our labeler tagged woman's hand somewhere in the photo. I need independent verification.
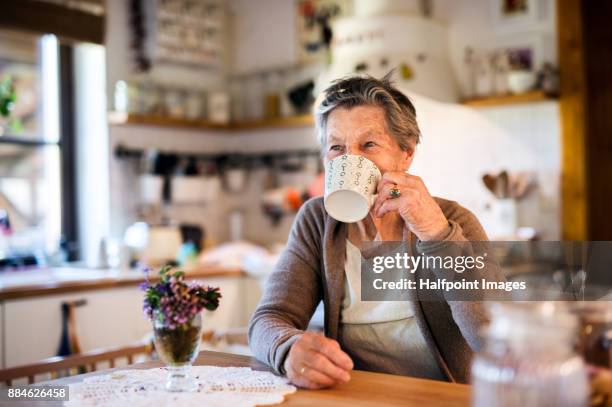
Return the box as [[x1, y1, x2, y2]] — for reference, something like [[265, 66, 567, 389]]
[[372, 172, 450, 241], [284, 332, 354, 389]]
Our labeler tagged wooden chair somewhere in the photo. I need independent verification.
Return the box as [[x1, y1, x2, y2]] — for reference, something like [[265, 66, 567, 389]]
[[201, 327, 248, 346], [0, 342, 154, 386]]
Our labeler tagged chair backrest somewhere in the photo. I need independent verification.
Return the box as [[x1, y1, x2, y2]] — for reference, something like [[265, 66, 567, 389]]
[[0, 342, 154, 386]]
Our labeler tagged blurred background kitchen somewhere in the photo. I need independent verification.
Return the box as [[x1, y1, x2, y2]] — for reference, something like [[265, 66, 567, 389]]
[[0, 0, 610, 377]]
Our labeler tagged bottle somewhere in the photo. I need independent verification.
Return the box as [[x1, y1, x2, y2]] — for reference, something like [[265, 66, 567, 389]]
[[113, 80, 128, 113], [264, 72, 280, 119], [472, 302, 588, 407]]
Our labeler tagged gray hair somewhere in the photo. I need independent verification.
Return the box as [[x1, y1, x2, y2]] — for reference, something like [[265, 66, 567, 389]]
[[314, 72, 421, 151]]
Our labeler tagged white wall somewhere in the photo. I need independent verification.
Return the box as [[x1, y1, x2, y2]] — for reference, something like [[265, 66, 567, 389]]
[[228, 0, 297, 74], [408, 94, 560, 239]]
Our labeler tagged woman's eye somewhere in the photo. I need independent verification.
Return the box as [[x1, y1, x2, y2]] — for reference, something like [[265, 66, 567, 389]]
[[330, 145, 342, 151], [364, 141, 376, 148]]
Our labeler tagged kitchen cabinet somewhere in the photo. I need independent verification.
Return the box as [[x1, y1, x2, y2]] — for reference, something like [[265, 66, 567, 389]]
[[0, 275, 261, 368], [3, 287, 149, 368]]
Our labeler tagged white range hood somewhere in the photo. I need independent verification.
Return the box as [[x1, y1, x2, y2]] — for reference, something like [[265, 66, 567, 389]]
[[317, 0, 459, 103]]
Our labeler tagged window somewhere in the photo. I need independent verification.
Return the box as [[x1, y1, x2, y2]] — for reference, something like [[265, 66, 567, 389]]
[[0, 29, 74, 267]]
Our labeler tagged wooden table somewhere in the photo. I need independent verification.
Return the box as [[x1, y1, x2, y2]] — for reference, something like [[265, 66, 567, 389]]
[[16, 351, 471, 407]]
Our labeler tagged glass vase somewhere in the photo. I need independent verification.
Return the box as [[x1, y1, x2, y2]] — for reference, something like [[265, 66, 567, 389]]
[[153, 312, 203, 392]]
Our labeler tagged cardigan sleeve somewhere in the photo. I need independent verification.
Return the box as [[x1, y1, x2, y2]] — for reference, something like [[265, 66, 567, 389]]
[[247, 198, 324, 375], [415, 199, 506, 352]]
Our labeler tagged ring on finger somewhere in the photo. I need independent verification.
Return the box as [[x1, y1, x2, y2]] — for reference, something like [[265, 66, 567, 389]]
[[389, 185, 401, 199]]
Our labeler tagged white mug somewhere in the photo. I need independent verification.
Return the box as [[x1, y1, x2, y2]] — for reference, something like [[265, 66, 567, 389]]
[[324, 154, 381, 223]]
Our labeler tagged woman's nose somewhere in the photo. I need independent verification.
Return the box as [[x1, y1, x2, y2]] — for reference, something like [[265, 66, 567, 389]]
[[346, 145, 359, 155]]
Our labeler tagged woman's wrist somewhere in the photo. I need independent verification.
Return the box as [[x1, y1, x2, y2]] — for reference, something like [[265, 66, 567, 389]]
[[416, 219, 451, 241]]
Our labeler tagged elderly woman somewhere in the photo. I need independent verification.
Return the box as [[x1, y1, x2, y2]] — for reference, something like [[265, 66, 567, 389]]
[[248, 74, 502, 388]]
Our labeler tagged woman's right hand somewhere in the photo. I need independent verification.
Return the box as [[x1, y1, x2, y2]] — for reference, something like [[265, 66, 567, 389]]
[[283, 332, 354, 389]]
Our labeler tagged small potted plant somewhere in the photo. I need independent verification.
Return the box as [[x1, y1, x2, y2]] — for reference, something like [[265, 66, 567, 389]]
[[0, 75, 17, 136], [141, 266, 221, 392]]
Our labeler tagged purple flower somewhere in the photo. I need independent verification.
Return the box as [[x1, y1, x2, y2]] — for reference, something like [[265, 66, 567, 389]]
[[142, 267, 221, 328]]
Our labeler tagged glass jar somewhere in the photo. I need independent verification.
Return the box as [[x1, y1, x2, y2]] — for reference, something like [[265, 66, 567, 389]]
[[164, 87, 186, 118], [139, 81, 162, 115], [570, 302, 612, 407], [113, 80, 128, 113], [153, 311, 203, 392], [264, 72, 280, 119], [571, 302, 612, 369], [229, 79, 244, 123], [185, 90, 204, 120], [244, 74, 264, 121], [472, 302, 589, 407]]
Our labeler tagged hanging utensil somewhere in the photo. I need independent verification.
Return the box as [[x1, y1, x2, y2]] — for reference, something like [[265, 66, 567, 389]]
[[482, 174, 499, 198], [497, 170, 509, 199], [512, 172, 535, 200]]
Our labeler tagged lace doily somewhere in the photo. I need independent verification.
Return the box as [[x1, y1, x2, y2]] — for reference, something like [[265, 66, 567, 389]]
[[65, 366, 297, 407]]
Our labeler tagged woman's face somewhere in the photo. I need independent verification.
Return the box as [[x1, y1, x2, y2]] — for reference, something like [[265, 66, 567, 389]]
[[323, 105, 414, 174]]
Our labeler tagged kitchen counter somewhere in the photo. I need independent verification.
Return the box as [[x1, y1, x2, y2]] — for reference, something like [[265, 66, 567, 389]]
[[0, 265, 243, 301]]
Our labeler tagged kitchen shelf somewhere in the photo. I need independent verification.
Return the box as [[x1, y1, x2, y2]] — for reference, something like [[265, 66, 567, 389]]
[[461, 91, 557, 108], [108, 112, 230, 130], [231, 114, 314, 130], [108, 112, 314, 131]]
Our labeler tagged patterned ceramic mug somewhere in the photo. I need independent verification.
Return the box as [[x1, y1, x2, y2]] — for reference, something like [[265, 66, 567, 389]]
[[324, 154, 382, 223]]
